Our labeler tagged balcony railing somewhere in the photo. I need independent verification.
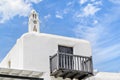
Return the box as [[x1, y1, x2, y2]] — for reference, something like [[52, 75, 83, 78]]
[[50, 53, 93, 80]]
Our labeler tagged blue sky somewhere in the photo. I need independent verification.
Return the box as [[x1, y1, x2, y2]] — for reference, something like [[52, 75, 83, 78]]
[[0, 0, 120, 72]]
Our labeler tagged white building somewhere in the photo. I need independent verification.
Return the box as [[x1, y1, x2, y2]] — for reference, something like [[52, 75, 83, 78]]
[[88, 72, 120, 80], [0, 10, 119, 80]]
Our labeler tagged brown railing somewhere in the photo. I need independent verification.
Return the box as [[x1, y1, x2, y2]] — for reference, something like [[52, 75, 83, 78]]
[[50, 53, 93, 74]]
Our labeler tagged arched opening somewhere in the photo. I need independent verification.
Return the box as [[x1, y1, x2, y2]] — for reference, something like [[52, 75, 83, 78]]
[[32, 14, 34, 18], [35, 14, 37, 19], [33, 25, 37, 32]]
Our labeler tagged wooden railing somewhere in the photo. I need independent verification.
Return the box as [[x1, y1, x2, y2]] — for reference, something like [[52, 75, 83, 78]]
[[50, 53, 93, 74]]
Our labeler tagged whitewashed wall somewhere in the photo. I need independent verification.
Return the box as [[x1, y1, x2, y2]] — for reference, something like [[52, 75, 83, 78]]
[[0, 32, 92, 80], [0, 39, 23, 69], [21, 33, 92, 80], [87, 72, 120, 80]]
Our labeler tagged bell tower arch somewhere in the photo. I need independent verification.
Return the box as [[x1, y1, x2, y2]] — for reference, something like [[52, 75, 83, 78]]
[[28, 10, 40, 33]]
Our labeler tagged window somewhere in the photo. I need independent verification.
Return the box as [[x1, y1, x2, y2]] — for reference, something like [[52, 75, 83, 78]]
[[58, 45, 73, 69], [58, 45, 73, 54]]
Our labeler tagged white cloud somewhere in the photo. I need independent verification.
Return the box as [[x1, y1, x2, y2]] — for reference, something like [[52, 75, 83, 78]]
[[44, 14, 51, 21], [109, 0, 120, 4], [25, 0, 42, 4], [79, 0, 88, 5], [94, 7, 120, 66], [74, 25, 104, 45], [73, 3, 120, 71], [73, 1, 102, 43], [94, 43, 120, 64], [94, 1, 102, 5], [75, 2, 101, 18], [44, 14, 51, 20], [56, 15, 63, 19], [93, 20, 98, 24], [0, 0, 42, 23], [67, 2, 73, 6], [23, 21, 28, 25], [55, 11, 63, 19], [83, 4, 100, 17], [91, 0, 95, 2]]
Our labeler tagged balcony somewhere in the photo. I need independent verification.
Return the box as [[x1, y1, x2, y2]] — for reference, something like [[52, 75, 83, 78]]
[[50, 53, 93, 80]]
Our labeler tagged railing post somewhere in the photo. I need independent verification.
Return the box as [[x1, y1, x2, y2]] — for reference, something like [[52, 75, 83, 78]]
[[57, 52, 59, 70], [90, 56, 93, 73], [63, 53, 65, 69], [77, 56, 79, 70], [49, 56, 52, 75]]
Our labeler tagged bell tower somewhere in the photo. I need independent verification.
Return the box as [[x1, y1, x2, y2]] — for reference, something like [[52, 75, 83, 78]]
[[28, 10, 40, 33]]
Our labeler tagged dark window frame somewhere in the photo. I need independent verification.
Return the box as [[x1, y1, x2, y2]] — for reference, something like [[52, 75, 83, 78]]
[[58, 45, 73, 54]]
